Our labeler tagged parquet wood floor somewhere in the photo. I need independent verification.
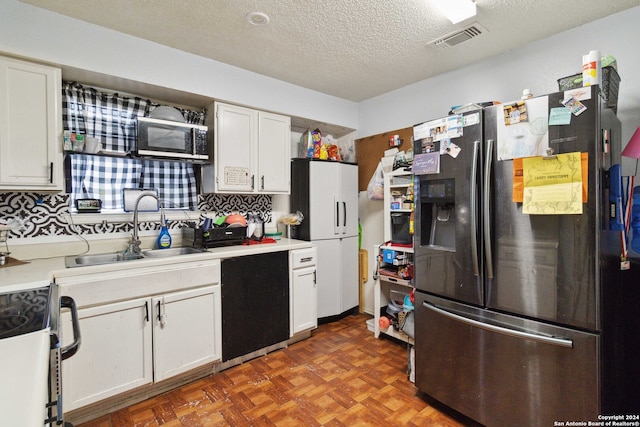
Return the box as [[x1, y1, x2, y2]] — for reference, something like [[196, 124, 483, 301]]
[[78, 314, 479, 427]]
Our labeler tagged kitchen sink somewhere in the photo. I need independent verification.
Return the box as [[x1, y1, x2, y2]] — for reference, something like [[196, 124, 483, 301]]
[[65, 247, 205, 268], [142, 247, 204, 258], [66, 251, 143, 268]]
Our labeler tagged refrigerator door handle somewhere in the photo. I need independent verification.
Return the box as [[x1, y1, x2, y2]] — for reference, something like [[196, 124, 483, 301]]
[[470, 140, 480, 276], [484, 139, 494, 279], [422, 302, 574, 348]]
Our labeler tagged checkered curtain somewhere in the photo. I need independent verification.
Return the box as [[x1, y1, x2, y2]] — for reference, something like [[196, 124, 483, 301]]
[[69, 155, 197, 211], [69, 154, 143, 210], [141, 159, 198, 210], [62, 82, 151, 152]]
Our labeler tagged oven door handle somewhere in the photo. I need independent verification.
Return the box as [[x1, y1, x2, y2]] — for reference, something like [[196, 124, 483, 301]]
[[60, 296, 81, 360]]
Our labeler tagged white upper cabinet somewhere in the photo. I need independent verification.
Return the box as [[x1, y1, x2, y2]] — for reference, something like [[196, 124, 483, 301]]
[[258, 111, 291, 193], [205, 102, 290, 194], [0, 55, 63, 191], [211, 102, 256, 193]]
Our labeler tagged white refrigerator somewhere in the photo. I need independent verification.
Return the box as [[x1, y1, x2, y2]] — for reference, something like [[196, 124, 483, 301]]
[[291, 159, 359, 319]]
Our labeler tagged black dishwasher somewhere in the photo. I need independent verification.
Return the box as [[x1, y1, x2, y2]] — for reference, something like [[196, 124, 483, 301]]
[[221, 251, 289, 361]]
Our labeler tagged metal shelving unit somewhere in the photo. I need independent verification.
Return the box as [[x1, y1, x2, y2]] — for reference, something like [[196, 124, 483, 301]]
[[371, 168, 415, 345]]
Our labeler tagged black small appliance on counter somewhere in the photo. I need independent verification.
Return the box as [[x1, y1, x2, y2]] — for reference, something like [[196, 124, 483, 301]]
[[183, 224, 248, 248]]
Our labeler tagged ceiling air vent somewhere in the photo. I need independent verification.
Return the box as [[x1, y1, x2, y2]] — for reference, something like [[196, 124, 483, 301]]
[[429, 23, 487, 50]]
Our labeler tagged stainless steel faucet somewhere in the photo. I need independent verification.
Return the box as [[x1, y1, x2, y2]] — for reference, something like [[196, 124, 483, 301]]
[[128, 191, 161, 255]]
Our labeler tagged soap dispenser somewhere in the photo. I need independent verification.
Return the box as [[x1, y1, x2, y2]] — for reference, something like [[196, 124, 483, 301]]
[[157, 211, 172, 249]]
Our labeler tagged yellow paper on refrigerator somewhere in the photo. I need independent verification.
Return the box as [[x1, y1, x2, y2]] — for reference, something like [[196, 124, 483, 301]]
[[512, 152, 589, 203], [522, 152, 583, 214]]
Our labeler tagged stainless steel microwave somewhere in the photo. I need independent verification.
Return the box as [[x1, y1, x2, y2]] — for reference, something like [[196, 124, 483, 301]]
[[136, 116, 209, 162]]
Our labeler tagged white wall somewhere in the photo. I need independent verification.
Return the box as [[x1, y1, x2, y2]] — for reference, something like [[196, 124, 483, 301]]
[[358, 6, 640, 177], [0, 0, 358, 132], [358, 191, 384, 314]]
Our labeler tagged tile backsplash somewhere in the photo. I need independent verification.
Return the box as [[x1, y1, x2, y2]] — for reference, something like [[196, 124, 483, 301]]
[[0, 192, 272, 240]]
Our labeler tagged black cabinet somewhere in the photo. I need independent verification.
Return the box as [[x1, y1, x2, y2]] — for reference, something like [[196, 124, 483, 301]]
[[221, 251, 289, 361]]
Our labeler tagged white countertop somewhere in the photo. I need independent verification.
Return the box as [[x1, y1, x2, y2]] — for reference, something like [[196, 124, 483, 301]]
[[0, 238, 314, 293]]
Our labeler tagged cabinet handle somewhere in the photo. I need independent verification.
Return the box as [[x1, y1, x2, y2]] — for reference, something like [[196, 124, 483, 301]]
[[300, 257, 313, 263], [144, 301, 149, 322], [343, 201, 347, 227], [313, 271, 317, 285], [49, 162, 54, 184], [261, 175, 265, 190], [251, 175, 255, 190], [157, 299, 167, 327]]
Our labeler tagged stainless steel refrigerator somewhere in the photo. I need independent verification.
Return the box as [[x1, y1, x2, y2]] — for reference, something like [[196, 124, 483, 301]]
[[413, 86, 637, 426]]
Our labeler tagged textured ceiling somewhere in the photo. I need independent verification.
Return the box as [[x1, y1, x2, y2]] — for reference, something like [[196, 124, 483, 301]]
[[20, 0, 640, 102]]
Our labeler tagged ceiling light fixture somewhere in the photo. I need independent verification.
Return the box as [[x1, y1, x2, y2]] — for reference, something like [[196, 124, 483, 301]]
[[432, 0, 477, 24], [247, 12, 270, 26]]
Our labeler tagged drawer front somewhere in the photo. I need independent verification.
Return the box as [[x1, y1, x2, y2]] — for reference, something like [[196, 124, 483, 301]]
[[291, 247, 317, 269]]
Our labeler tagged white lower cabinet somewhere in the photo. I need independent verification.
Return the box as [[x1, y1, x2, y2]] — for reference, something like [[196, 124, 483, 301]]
[[152, 286, 221, 381], [62, 286, 221, 411], [58, 260, 221, 412], [290, 248, 317, 335], [61, 297, 153, 411]]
